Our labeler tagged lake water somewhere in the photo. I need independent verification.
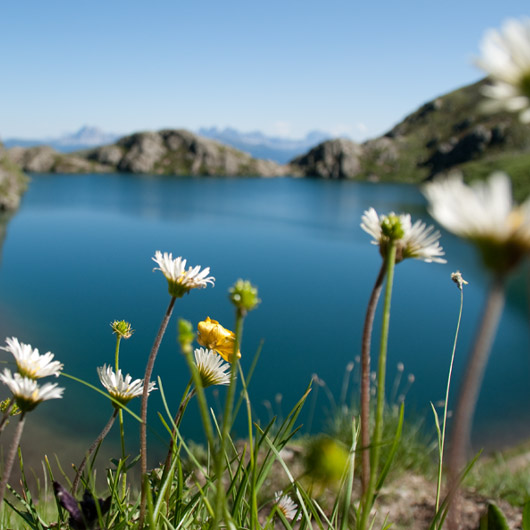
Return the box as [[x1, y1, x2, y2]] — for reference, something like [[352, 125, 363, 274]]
[[0, 173, 528, 467]]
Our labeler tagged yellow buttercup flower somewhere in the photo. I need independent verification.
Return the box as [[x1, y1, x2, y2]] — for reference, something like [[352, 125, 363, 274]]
[[197, 317, 241, 363]]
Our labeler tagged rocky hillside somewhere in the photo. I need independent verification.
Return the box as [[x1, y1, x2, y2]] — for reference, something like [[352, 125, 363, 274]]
[[6, 79, 530, 198], [0, 143, 28, 211], [291, 78, 530, 200], [7, 129, 292, 178]]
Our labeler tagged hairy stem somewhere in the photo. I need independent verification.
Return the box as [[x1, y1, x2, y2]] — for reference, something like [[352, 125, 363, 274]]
[[0, 412, 26, 506], [138, 295, 176, 526], [360, 242, 396, 530], [360, 260, 386, 494]]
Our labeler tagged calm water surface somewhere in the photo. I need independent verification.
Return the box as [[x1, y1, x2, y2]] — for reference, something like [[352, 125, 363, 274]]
[[0, 173, 528, 465]]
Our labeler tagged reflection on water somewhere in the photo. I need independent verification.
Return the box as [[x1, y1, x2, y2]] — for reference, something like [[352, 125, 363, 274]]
[[0, 173, 528, 471]]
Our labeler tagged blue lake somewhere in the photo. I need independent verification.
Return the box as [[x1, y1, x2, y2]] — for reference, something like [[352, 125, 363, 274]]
[[0, 173, 528, 466]]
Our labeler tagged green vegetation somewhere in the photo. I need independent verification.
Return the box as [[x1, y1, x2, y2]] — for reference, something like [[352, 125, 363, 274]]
[[355, 79, 530, 201], [0, 149, 28, 209], [466, 444, 530, 507], [460, 151, 530, 202]]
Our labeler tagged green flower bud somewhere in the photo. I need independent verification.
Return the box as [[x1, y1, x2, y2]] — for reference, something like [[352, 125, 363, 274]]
[[381, 214, 405, 241], [229, 279, 261, 313], [178, 319, 195, 355], [111, 320, 134, 339]]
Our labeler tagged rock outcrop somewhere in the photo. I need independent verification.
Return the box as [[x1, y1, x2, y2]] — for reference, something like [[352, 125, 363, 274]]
[[289, 78, 530, 198], [7, 145, 110, 174], [8, 129, 294, 178], [291, 138, 364, 179], [0, 143, 28, 211], [419, 124, 507, 175]]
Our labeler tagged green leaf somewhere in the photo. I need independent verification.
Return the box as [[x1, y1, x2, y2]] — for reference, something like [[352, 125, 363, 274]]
[[428, 450, 482, 530], [522, 501, 530, 530], [478, 502, 510, 530]]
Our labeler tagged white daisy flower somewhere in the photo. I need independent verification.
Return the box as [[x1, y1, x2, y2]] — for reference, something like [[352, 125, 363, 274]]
[[0, 337, 63, 379], [97, 364, 156, 408], [193, 347, 231, 388], [361, 208, 446, 263], [274, 491, 301, 521], [476, 18, 530, 122], [0, 369, 64, 412], [424, 172, 530, 273], [152, 251, 215, 298]]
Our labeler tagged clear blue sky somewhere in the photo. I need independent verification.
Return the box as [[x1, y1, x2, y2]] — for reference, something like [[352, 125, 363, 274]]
[[1, 1, 528, 141]]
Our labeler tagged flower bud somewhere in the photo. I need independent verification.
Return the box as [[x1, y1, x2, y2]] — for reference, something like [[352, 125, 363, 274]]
[[178, 319, 195, 355], [229, 279, 261, 314], [451, 271, 469, 291], [111, 320, 134, 339], [381, 214, 405, 241]]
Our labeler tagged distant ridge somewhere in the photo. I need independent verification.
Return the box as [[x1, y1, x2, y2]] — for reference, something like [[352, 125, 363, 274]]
[[4, 78, 530, 199], [3, 126, 120, 153], [197, 127, 332, 163], [289, 78, 530, 200], [6, 129, 295, 177], [4, 126, 332, 163]]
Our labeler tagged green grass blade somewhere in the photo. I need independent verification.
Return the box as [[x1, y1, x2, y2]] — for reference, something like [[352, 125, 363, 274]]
[[375, 402, 404, 493]]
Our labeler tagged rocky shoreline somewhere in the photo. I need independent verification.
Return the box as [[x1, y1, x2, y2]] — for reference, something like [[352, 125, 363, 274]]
[[3, 77, 530, 208], [6, 129, 298, 178], [0, 143, 28, 211]]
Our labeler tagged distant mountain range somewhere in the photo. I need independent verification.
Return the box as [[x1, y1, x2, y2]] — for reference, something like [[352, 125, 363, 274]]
[[3, 126, 333, 164], [197, 127, 332, 163], [3, 78, 530, 201], [2, 126, 121, 153]]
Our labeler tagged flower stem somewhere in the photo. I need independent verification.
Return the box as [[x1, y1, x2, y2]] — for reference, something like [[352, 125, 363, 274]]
[[360, 260, 386, 494], [115, 335, 122, 372], [114, 334, 127, 462], [435, 285, 464, 516], [0, 412, 26, 507], [139, 295, 176, 526], [213, 309, 244, 529], [447, 276, 505, 528], [360, 242, 396, 530], [73, 409, 118, 494]]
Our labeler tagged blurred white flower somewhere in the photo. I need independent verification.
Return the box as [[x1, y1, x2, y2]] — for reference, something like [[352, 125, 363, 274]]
[[274, 491, 301, 521], [361, 208, 446, 263], [152, 251, 215, 298], [0, 369, 64, 411], [424, 173, 530, 273], [97, 365, 156, 407], [0, 337, 63, 379], [194, 347, 231, 388], [476, 18, 530, 122]]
